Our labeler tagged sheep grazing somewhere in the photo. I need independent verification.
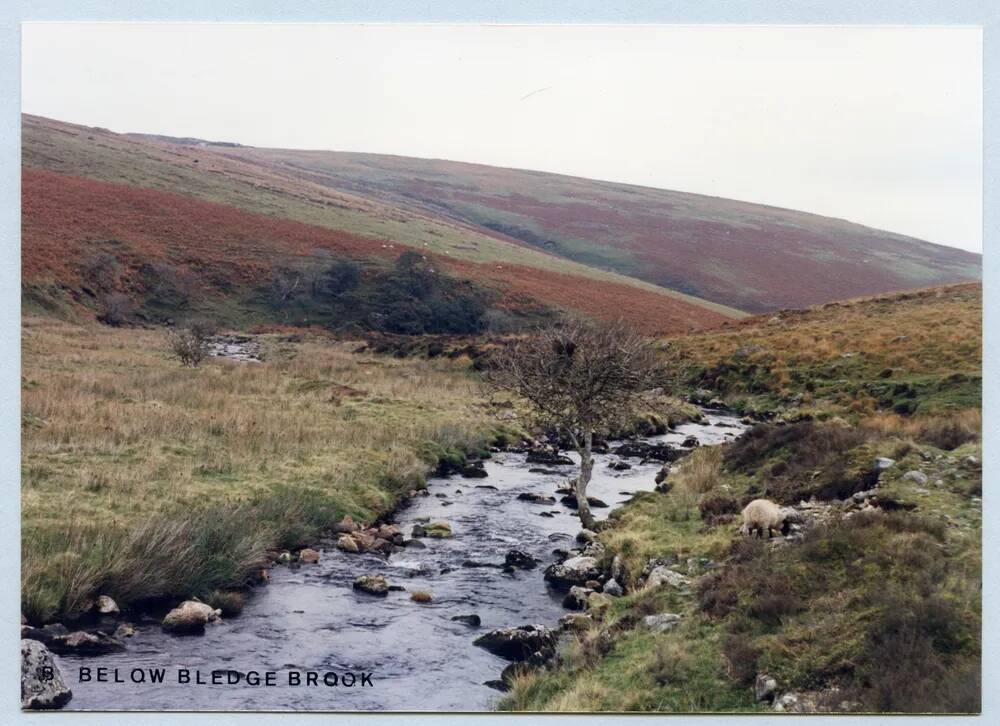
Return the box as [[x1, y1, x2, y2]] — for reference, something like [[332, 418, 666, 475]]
[[739, 498, 791, 538]]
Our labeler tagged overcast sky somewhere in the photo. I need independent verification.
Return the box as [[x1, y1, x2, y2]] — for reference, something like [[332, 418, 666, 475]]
[[21, 23, 983, 253]]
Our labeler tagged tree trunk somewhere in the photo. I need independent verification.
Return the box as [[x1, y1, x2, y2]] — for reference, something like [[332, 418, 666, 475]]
[[574, 430, 597, 530]]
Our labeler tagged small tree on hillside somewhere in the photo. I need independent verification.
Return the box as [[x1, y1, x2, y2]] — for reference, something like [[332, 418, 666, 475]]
[[488, 317, 665, 529]]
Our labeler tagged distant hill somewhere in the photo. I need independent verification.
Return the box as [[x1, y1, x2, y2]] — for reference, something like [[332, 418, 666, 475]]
[[21, 115, 742, 334], [21, 114, 978, 328]]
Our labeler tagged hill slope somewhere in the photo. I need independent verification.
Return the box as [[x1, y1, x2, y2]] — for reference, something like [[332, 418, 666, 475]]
[[21, 115, 742, 333], [137, 132, 981, 313]]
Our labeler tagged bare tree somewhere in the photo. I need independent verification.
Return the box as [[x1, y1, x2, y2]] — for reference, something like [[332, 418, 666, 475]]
[[166, 321, 214, 367], [488, 317, 665, 529]]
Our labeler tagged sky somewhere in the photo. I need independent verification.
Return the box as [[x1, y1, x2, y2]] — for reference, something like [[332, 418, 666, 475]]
[[21, 23, 983, 253]]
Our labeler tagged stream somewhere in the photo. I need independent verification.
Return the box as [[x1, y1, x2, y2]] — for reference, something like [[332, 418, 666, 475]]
[[56, 411, 745, 711]]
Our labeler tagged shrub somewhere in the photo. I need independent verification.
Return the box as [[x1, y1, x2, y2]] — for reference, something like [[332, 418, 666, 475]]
[[166, 324, 212, 367], [97, 293, 134, 326], [699, 494, 739, 520]]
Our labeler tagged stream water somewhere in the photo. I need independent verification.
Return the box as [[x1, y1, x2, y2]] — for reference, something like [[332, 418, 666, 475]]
[[56, 412, 745, 711]]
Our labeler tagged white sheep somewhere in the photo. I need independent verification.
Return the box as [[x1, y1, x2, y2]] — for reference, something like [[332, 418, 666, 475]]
[[739, 499, 790, 538]]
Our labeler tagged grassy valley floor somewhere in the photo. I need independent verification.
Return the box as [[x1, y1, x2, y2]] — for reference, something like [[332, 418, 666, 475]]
[[21, 317, 514, 622]]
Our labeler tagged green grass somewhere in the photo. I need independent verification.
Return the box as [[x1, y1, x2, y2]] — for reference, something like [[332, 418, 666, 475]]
[[20, 316, 521, 622], [508, 411, 981, 712]]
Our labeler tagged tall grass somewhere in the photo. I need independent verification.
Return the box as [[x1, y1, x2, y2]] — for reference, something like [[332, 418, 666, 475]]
[[21, 317, 506, 621]]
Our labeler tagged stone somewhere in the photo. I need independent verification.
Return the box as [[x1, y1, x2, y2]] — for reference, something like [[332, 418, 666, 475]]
[[874, 457, 895, 470], [504, 550, 538, 570], [21, 639, 72, 709], [460, 462, 488, 478], [353, 574, 390, 597], [526, 450, 573, 466], [162, 601, 221, 634], [559, 613, 594, 632], [559, 494, 609, 510], [332, 515, 358, 534], [562, 586, 592, 611], [402, 538, 426, 549], [575, 529, 597, 544], [52, 630, 125, 655], [424, 521, 453, 538], [755, 673, 778, 702], [544, 556, 602, 591], [113, 624, 136, 639], [902, 470, 929, 485], [603, 578, 624, 597], [608, 460, 632, 471], [681, 436, 700, 448], [450, 614, 481, 627], [473, 625, 557, 662], [95, 595, 120, 616], [643, 613, 682, 633], [336, 535, 360, 553], [516, 492, 556, 504], [297, 548, 320, 563], [646, 566, 690, 589], [610, 555, 625, 583]]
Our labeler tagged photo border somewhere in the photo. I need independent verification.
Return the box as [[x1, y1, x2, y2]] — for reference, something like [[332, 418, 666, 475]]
[[2, 2, 996, 724]]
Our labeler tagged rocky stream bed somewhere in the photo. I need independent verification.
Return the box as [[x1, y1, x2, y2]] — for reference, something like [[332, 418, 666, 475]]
[[43, 412, 745, 711]]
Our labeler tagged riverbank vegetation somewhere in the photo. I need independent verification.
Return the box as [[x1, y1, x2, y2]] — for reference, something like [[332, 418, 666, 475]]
[[21, 316, 514, 622], [503, 283, 981, 713]]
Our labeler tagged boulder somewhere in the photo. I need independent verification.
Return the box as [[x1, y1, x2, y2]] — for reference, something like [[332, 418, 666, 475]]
[[610, 555, 626, 583], [643, 613, 682, 633], [526, 450, 573, 466], [612, 441, 683, 462], [95, 595, 120, 616], [558, 613, 594, 632], [473, 625, 557, 662], [332, 515, 358, 534], [544, 555, 602, 591], [902, 470, 929, 485], [48, 630, 126, 655], [21, 640, 72, 710], [559, 494, 609, 510], [603, 578, 624, 597], [460, 462, 488, 478], [755, 673, 778, 703], [336, 535, 360, 553], [353, 574, 390, 597], [608, 460, 632, 471], [297, 548, 320, 563], [377, 524, 402, 541], [113, 624, 136, 639], [516, 492, 556, 504], [423, 521, 453, 538], [646, 566, 690, 589], [504, 550, 538, 570], [874, 457, 895, 471], [562, 586, 592, 611], [681, 436, 700, 448], [450, 614, 481, 627], [162, 600, 221, 634]]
